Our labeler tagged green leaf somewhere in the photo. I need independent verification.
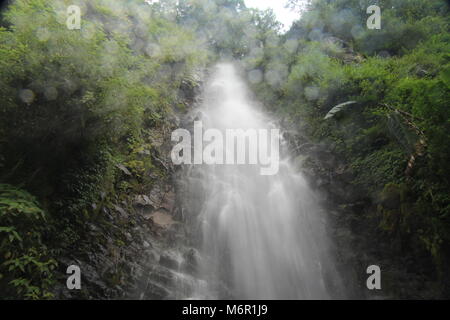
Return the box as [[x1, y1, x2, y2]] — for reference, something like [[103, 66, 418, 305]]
[[440, 65, 450, 89], [324, 101, 357, 120]]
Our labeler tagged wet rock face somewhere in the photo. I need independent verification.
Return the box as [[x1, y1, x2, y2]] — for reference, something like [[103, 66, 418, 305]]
[[52, 72, 206, 300], [147, 209, 175, 229], [139, 248, 205, 299], [129, 178, 206, 300], [52, 200, 157, 299], [286, 132, 442, 299], [53, 171, 205, 300], [183, 248, 201, 277], [159, 252, 181, 271]]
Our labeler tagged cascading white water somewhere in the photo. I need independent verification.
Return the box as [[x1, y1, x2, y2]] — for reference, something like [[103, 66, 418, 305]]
[[184, 63, 342, 299]]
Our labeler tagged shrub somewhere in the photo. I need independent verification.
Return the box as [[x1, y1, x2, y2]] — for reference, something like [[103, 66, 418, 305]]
[[0, 184, 56, 299]]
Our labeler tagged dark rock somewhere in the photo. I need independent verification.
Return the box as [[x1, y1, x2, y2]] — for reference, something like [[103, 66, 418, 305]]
[[116, 163, 131, 176], [161, 190, 176, 213], [149, 268, 176, 288], [114, 205, 127, 218], [133, 194, 157, 209], [182, 248, 200, 276], [144, 281, 172, 300], [124, 232, 133, 242], [380, 194, 401, 210], [159, 253, 180, 271], [143, 241, 151, 248]]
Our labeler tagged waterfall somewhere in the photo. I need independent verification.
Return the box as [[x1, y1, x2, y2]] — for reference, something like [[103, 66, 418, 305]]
[[181, 63, 343, 299]]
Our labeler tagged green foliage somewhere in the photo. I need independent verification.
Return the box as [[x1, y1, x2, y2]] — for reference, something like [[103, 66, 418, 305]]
[[0, 0, 213, 298], [0, 0, 208, 194], [251, 0, 450, 296], [0, 0, 448, 299], [324, 101, 357, 119], [0, 184, 56, 299]]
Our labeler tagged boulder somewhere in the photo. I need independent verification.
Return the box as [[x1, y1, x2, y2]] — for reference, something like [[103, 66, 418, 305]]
[[145, 209, 175, 229], [159, 252, 181, 271], [161, 190, 176, 213]]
